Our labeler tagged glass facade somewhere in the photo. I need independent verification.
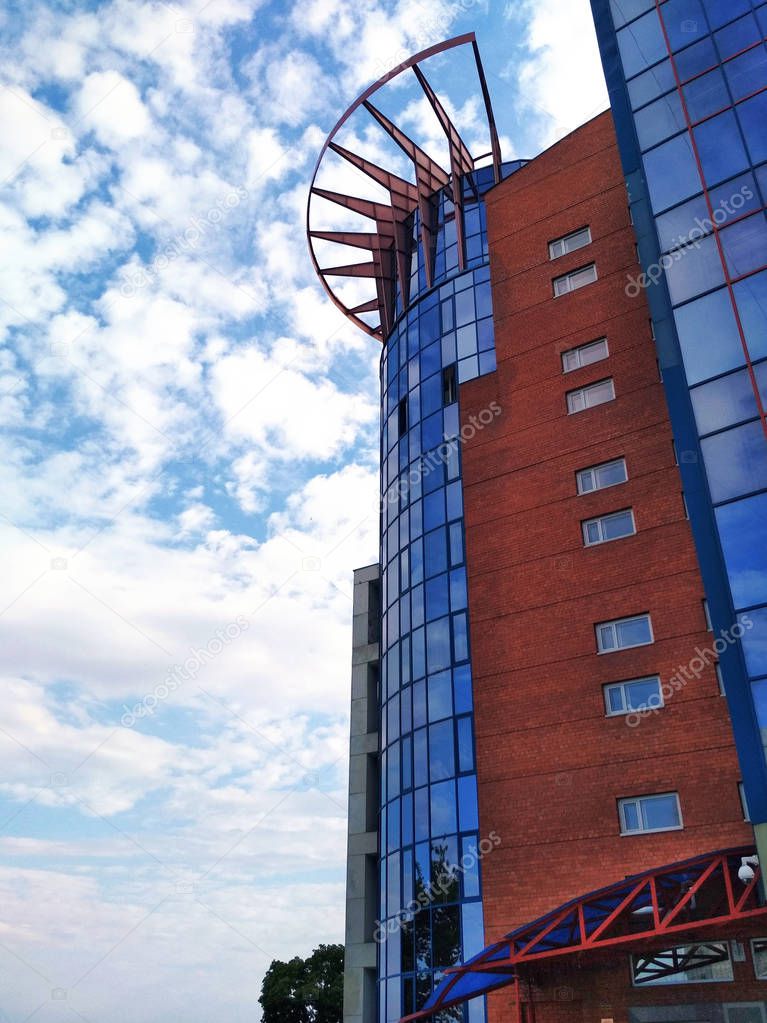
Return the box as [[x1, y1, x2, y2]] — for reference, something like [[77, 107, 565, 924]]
[[377, 164, 518, 1023], [592, 0, 767, 822]]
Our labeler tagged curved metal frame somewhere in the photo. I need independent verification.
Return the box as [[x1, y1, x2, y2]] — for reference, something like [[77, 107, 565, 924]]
[[306, 33, 502, 340], [402, 845, 767, 1021]]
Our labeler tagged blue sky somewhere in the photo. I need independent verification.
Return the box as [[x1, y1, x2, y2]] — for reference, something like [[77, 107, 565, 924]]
[[0, 2, 606, 1021]]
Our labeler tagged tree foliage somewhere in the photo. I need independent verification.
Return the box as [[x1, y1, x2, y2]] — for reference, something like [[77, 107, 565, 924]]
[[259, 944, 344, 1023]]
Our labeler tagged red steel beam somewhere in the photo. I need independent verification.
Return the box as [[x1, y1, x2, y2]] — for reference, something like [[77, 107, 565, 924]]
[[306, 33, 503, 339]]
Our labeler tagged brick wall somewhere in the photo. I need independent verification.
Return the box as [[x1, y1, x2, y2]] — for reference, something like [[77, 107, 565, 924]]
[[459, 111, 755, 1023]]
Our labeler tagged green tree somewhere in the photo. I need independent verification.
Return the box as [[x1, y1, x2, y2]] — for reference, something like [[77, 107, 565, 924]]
[[260, 944, 344, 1023]]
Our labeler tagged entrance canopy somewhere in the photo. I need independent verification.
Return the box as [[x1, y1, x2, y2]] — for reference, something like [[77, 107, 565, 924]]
[[402, 845, 765, 1021]]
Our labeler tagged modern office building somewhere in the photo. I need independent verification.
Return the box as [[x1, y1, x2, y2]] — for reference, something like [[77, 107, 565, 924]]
[[307, 25, 767, 1023]]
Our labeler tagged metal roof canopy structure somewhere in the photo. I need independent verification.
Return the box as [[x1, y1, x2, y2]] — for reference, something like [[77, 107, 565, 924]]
[[306, 33, 502, 340], [402, 846, 767, 1021]]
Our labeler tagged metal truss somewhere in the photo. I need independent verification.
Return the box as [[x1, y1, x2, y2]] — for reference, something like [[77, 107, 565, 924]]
[[306, 33, 503, 340], [402, 846, 767, 1021], [632, 941, 729, 984]]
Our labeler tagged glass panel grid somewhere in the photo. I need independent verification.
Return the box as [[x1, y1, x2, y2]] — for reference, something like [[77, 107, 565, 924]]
[[379, 179, 497, 1018]]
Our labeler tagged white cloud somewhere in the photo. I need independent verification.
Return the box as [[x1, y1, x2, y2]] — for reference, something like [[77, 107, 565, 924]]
[[210, 343, 376, 461], [178, 502, 216, 535], [77, 70, 152, 143], [511, 0, 609, 148], [0, 0, 579, 1018]]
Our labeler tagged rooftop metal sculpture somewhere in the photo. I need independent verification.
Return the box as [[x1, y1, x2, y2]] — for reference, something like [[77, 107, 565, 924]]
[[306, 33, 502, 340]]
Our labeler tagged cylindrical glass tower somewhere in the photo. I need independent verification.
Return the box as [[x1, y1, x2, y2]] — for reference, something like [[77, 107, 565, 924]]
[[377, 169, 498, 1023], [306, 36, 524, 1023]]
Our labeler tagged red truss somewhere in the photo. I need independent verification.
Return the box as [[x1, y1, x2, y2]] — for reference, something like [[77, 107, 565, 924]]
[[402, 846, 767, 1022], [306, 34, 503, 340]]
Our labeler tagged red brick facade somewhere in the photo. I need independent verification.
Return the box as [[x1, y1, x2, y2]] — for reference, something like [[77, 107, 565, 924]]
[[459, 112, 759, 1023]]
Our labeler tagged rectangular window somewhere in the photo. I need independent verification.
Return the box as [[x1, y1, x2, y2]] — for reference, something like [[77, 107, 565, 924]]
[[576, 458, 627, 495], [596, 613, 653, 652], [583, 509, 636, 546], [752, 939, 767, 979], [398, 398, 408, 436], [716, 662, 725, 694], [703, 599, 713, 631], [562, 337, 609, 373], [604, 676, 662, 716], [553, 262, 598, 296], [567, 378, 615, 414], [549, 226, 591, 260], [631, 942, 732, 985], [442, 364, 457, 406], [618, 792, 682, 835]]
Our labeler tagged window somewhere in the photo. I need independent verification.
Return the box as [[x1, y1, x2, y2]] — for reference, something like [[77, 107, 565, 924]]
[[553, 263, 598, 297], [752, 939, 767, 979], [562, 337, 609, 373], [703, 599, 712, 631], [604, 676, 662, 716], [643, 133, 700, 214], [716, 662, 725, 694], [576, 458, 627, 495], [442, 364, 457, 406], [596, 614, 653, 652], [567, 378, 615, 414], [549, 226, 591, 260], [398, 398, 408, 436], [583, 509, 636, 546], [631, 942, 732, 985], [618, 792, 682, 835]]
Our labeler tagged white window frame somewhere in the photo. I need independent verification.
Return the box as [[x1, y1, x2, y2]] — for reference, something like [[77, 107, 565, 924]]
[[576, 458, 628, 495], [562, 337, 609, 373], [566, 378, 615, 414], [604, 675, 663, 717], [596, 613, 654, 653], [618, 792, 682, 836], [549, 226, 592, 260], [553, 262, 598, 297], [583, 508, 636, 547], [751, 939, 767, 979]]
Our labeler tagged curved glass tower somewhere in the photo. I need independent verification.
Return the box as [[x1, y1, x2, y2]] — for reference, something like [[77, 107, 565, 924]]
[[306, 35, 524, 1023], [378, 169, 500, 1023]]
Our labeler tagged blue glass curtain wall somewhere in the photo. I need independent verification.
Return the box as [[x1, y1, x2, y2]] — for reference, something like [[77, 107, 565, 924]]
[[592, 0, 767, 820], [377, 166, 515, 1023]]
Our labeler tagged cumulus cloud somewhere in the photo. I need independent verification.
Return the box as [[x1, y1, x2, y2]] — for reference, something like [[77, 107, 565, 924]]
[[0, 0, 608, 1018], [77, 70, 153, 143], [507, 0, 609, 149]]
